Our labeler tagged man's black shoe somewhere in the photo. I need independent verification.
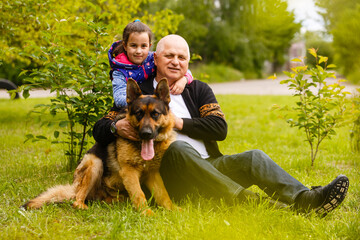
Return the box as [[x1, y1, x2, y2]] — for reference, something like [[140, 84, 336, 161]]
[[294, 175, 349, 216]]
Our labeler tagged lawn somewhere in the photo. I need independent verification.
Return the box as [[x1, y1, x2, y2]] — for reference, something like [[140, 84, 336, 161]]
[[0, 95, 359, 239]]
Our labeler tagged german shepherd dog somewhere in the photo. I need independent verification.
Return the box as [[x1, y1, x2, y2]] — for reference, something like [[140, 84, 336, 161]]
[[23, 78, 177, 215]]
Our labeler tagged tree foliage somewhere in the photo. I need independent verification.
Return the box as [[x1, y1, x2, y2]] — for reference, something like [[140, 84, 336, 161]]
[[0, 0, 183, 85], [1, 0, 301, 82], [142, 0, 300, 78], [316, 0, 360, 84]]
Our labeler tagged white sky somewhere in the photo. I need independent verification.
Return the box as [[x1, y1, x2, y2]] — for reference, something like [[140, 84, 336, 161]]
[[287, 0, 325, 32]]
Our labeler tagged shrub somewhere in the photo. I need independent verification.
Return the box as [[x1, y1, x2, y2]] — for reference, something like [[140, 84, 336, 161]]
[[273, 48, 350, 166], [21, 19, 113, 170], [190, 62, 244, 83]]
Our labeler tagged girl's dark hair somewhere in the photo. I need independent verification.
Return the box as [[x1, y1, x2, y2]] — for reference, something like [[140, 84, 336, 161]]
[[113, 21, 153, 57]]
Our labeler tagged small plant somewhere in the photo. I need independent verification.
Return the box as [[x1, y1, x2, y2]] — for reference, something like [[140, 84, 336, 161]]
[[20, 18, 113, 170], [272, 48, 350, 166]]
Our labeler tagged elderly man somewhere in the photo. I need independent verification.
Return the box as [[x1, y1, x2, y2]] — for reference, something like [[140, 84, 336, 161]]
[[93, 34, 349, 216]]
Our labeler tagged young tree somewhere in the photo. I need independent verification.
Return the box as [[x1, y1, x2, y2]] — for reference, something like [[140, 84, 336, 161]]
[[275, 49, 349, 166]]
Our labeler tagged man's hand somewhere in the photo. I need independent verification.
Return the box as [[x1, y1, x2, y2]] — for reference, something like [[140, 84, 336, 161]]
[[115, 118, 140, 141]]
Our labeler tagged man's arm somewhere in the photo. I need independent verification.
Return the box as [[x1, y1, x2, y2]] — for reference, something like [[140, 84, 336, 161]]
[[181, 113, 227, 141], [92, 111, 117, 145], [180, 80, 228, 141], [93, 107, 140, 146]]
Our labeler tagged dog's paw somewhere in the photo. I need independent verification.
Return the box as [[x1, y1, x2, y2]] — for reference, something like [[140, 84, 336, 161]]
[[103, 194, 126, 204], [73, 201, 88, 210], [141, 208, 154, 216], [173, 206, 182, 212]]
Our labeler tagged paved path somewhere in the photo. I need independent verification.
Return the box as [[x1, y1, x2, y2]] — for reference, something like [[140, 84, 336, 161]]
[[0, 78, 358, 98], [209, 77, 359, 95], [209, 78, 293, 95]]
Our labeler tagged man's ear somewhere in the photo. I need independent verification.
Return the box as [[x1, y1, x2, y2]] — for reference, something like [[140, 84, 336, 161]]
[[155, 78, 170, 105], [126, 78, 142, 105], [153, 52, 158, 67]]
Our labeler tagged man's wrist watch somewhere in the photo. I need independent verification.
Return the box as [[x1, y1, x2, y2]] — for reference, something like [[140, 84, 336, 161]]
[[110, 121, 118, 136]]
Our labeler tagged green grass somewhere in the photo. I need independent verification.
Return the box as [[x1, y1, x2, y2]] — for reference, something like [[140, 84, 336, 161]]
[[1, 96, 359, 240]]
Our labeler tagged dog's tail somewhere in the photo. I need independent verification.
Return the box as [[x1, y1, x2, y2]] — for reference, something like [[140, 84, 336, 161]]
[[22, 184, 75, 210]]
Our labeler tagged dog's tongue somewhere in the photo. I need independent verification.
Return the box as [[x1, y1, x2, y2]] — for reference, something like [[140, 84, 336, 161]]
[[141, 139, 154, 161]]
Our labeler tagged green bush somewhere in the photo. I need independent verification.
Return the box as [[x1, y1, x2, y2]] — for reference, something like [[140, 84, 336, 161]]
[[346, 70, 360, 85], [21, 19, 114, 170], [190, 62, 244, 83]]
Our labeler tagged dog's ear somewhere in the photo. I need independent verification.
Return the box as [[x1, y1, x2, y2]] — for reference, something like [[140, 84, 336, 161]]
[[155, 78, 170, 105], [126, 78, 142, 105]]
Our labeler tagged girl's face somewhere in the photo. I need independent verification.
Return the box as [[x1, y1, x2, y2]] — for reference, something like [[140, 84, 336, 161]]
[[124, 32, 151, 65]]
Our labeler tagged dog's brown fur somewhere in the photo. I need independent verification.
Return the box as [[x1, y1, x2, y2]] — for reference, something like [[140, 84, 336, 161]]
[[23, 78, 177, 215]]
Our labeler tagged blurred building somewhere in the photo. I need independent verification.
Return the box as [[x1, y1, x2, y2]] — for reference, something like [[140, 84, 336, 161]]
[[288, 40, 306, 69]]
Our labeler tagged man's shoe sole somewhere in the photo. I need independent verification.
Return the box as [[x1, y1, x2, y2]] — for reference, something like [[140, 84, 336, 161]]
[[315, 175, 349, 216]]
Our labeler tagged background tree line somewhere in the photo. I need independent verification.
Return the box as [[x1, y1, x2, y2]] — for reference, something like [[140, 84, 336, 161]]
[[0, 0, 183, 86], [315, 0, 360, 84], [1, 0, 300, 85], [1, 0, 360, 85], [142, 0, 300, 78]]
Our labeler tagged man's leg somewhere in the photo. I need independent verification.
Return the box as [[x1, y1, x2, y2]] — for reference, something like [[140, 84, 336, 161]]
[[209, 149, 308, 204], [160, 141, 244, 201], [209, 149, 349, 215]]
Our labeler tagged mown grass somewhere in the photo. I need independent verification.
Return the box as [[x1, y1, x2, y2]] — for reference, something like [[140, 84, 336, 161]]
[[0, 95, 359, 240]]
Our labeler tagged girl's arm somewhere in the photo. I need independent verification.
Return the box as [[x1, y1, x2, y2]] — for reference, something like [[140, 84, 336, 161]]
[[112, 71, 128, 107], [169, 69, 194, 95], [185, 69, 193, 83]]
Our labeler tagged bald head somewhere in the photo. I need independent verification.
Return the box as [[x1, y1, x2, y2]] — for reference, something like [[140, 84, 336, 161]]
[[156, 34, 190, 61], [154, 35, 190, 85]]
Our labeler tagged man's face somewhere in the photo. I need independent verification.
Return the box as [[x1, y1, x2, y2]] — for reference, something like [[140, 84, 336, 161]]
[[154, 40, 189, 84]]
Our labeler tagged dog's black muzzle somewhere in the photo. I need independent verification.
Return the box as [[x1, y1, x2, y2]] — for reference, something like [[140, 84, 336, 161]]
[[139, 126, 156, 140]]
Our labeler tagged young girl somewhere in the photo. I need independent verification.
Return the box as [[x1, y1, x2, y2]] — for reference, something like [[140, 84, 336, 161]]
[[108, 20, 193, 107]]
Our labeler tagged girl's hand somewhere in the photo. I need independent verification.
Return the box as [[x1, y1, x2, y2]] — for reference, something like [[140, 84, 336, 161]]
[[173, 116, 183, 130], [169, 76, 187, 95]]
